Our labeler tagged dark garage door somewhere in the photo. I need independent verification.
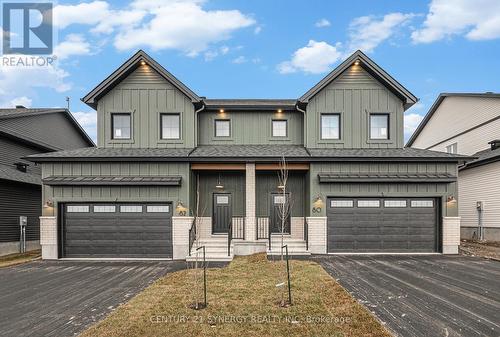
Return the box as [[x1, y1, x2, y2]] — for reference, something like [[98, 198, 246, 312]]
[[327, 198, 438, 253], [62, 203, 172, 258]]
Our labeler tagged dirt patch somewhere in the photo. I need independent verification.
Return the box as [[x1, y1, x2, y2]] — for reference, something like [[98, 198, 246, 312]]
[[0, 250, 41, 268], [459, 240, 500, 261]]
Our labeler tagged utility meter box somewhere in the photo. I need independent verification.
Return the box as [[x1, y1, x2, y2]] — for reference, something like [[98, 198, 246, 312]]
[[19, 216, 27, 227], [476, 201, 484, 211]]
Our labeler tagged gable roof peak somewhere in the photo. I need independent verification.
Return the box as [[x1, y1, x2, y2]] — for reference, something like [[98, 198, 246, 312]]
[[299, 50, 418, 110]]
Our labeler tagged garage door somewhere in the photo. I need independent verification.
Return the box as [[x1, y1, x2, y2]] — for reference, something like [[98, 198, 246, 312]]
[[62, 203, 172, 258], [327, 198, 438, 253]]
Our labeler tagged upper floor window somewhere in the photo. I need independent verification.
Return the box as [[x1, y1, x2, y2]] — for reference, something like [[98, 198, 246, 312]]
[[446, 143, 458, 154], [272, 120, 287, 137], [321, 114, 340, 139], [370, 113, 389, 140], [215, 119, 230, 137], [161, 113, 180, 139], [112, 113, 131, 139]]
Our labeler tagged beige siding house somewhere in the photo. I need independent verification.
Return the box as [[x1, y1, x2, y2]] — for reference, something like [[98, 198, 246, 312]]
[[407, 93, 500, 240]]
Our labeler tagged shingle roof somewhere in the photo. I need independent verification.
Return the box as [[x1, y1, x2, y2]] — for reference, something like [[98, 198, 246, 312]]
[[0, 164, 41, 185], [190, 145, 309, 158], [318, 172, 457, 183], [307, 147, 471, 160], [460, 147, 500, 171], [43, 175, 182, 186], [0, 108, 64, 119]]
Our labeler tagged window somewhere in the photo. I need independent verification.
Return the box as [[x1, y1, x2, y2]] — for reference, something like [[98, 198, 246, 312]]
[[384, 200, 407, 208], [120, 205, 143, 213], [357, 200, 380, 208], [215, 120, 230, 137], [216, 196, 229, 204], [147, 205, 170, 213], [272, 120, 287, 137], [112, 113, 131, 139], [411, 200, 434, 208], [446, 143, 458, 154], [161, 114, 180, 139], [67, 205, 89, 213], [331, 200, 354, 208], [321, 114, 340, 139], [93, 205, 116, 213], [274, 195, 286, 204], [370, 114, 389, 139]]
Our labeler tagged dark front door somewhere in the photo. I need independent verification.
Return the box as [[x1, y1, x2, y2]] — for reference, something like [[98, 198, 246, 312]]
[[213, 193, 232, 234], [270, 193, 290, 234]]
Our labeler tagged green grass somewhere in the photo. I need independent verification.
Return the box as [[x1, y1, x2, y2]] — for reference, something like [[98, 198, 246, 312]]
[[0, 250, 41, 268], [81, 254, 390, 337]]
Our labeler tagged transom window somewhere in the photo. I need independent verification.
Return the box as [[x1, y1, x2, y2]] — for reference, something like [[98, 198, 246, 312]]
[[215, 119, 230, 137], [161, 113, 180, 139], [112, 113, 131, 139], [446, 143, 458, 154], [272, 120, 287, 137], [321, 114, 340, 139], [370, 114, 389, 140]]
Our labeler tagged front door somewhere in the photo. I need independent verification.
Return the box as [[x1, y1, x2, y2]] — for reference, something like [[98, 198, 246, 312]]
[[213, 193, 232, 234], [270, 193, 290, 234]]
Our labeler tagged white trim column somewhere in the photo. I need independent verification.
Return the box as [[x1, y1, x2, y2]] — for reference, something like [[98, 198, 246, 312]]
[[245, 162, 256, 240], [172, 216, 194, 259], [306, 217, 327, 254], [443, 216, 460, 254]]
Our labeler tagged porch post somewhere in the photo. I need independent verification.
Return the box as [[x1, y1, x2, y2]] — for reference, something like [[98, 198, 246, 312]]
[[245, 162, 256, 240]]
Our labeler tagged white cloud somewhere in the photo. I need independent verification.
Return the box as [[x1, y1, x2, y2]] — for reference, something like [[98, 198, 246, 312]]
[[72, 111, 97, 141], [404, 112, 424, 139], [113, 1, 255, 55], [220, 46, 230, 55], [315, 18, 331, 28], [53, 1, 110, 29], [254, 26, 262, 34], [277, 40, 342, 74], [348, 13, 414, 53], [232, 56, 247, 64], [412, 0, 500, 43], [54, 34, 92, 60], [7, 96, 32, 108]]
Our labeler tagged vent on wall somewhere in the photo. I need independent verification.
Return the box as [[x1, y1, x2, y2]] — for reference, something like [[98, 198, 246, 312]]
[[14, 162, 28, 173], [489, 140, 500, 150]]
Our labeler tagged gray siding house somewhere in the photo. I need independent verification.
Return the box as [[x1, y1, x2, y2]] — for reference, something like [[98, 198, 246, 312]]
[[0, 107, 94, 255], [28, 50, 468, 261]]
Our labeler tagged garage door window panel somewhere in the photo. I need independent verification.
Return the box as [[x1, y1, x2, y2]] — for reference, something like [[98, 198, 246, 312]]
[[120, 205, 143, 213], [330, 200, 353, 208], [146, 205, 170, 213], [67, 205, 89, 213], [411, 200, 434, 207], [357, 200, 380, 208], [93, 205, 116, 213], [384, 200, 407, 208]]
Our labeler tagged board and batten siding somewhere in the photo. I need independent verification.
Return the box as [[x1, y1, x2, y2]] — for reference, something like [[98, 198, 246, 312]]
[[255, 172, 306, 217], [41, 162, 190, 210], [198, 111, 303, 145], [459, 161, 500, 228], [306, 65, 404, 149], [197, 172, 245, 217], [309, 162, 458, 217], [411, 96, 500, 150], [97, 65, 195, 149]]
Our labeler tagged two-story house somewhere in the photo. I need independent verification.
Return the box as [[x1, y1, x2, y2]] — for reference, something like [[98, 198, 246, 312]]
[[28, 50, 468, 261], [407, 93, 500, 241], [0, 107, 94, 255]]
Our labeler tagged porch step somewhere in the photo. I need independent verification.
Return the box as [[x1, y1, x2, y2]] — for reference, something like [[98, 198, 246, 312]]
[[186, 254, 233, 262]]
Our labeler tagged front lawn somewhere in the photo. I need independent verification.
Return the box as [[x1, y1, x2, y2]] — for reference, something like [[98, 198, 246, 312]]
[[81, 254, 390, 337], [0, 249, 41, 268]]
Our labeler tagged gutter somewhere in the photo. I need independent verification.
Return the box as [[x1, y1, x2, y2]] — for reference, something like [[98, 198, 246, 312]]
[[295, 103, 307, 147], [194, 102, 205, 148]]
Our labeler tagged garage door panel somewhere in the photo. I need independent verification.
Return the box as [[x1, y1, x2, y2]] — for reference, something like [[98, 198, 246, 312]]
[[328, 198, 438, 253], [63, 203, 173, 258]]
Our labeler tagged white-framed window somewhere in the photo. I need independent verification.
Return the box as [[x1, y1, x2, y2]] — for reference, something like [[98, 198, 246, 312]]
[[67, 205, 89, 213], [272, 120, 287, 137], [446, 143, 458, 154], [215, 119, 230, 137], [384, 200, 407, 208], [357, 200, 380, 208], [274, 195, 286, 204], [330, 200, 354, 208], [161, 113, 180, 139], [370, 114, 389, 140], [93, 205, 116, 213], [216, 195, 229, 204], [321, 114, 340, 139], [146, 205, 170, 213], [120, 205, 143, 213], [112, 113, 131, 139], [411, 200, 434, 208]]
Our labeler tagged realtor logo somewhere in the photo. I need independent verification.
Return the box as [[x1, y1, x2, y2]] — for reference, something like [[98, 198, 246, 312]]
[[2, 2, 53, 54]]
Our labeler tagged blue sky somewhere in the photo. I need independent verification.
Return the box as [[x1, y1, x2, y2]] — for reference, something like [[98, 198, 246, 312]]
[[1, 0, 499, 142]]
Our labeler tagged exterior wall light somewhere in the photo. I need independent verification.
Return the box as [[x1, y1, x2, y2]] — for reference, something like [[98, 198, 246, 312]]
[[140, 60, 146, 66], [216, 174, 224, 189], [219, 109, 224, 113], [354, 59, 360, 66], [447, 196, 457, 203], [277, 109, 283, 113], [43, 199, 54, 208], [176, 201, 188, 216]]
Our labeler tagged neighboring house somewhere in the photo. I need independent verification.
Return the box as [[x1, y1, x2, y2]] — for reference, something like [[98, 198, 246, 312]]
[[0, 107, 95, 256], [28, 50, 468, 261], [407, 93, 500, 241]]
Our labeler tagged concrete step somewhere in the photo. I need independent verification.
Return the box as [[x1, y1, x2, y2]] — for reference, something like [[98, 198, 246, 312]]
[[186, 255, 233, 262], [267, 250, 311, 256]]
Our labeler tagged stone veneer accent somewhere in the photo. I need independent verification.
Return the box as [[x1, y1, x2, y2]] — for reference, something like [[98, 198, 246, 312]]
[[306, 217, 327, 254], [40, 216, 58, 259], [443, 216, 460, 254], [172, 216, 194, 259]]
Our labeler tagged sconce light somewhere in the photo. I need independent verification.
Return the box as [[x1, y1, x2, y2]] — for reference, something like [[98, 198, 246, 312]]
[[216, 174, 224, 189], [277, 184, 285, 190], [140, 60, 146, 66], [447, 196, 457, 203], [43, 199, 54, 208], [175, 201, 188, 216], [354, 59, 360, 66], [219, 109, 224, 113], [312, 195, 324, 209]]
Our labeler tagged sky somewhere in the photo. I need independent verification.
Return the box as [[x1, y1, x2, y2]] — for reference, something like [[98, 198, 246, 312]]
[[1, 0, 499, 143]]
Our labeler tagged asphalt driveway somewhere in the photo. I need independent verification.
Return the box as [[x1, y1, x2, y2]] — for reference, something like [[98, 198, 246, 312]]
[[315, 255, 500, 337], [0, 260, 186, 337]]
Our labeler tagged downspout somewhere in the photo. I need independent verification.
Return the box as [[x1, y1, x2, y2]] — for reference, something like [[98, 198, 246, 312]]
[[295, 102, 307, 148], [194, 102, 205, 148]]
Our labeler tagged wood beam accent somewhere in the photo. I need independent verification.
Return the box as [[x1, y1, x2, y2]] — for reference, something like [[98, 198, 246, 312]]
[[256, 163, 309, 171], [191, 163, 246, 170]]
